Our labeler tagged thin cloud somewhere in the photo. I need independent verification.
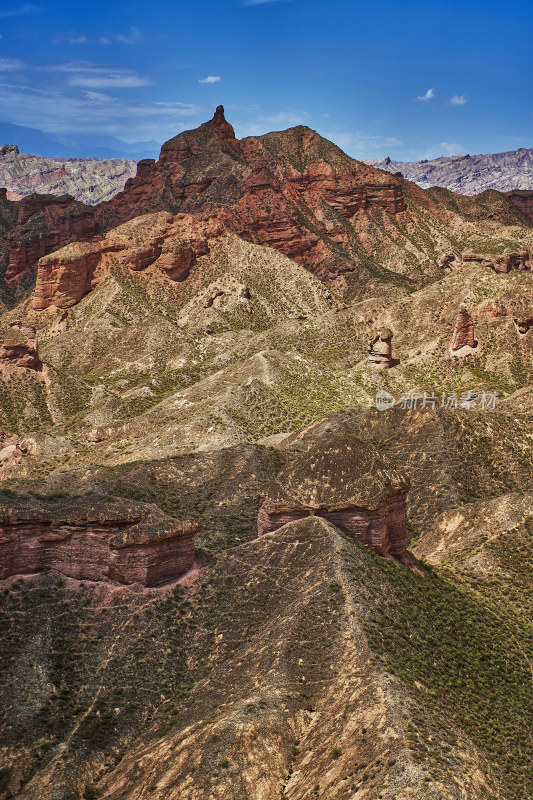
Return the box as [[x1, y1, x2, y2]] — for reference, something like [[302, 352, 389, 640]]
[[115, 27, 142, 45], [0, 81, 203, 140], [439, 141, 463, 155], [198, 75, 221, 84], [56, 27, 141, 46], [45, 61, 152, 88], [416, 88, 435, 101], [450, 93, 468, 106], [0, 57, 24, 71], [0, 4, 37, 18], [244, 0, 289, 4]]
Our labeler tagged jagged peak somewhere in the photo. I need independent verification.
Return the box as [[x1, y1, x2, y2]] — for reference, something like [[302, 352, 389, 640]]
[[159, 106, 236, 162]]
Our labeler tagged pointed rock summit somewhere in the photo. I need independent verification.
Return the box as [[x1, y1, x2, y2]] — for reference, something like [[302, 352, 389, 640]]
[[209, 105, 236, 141]]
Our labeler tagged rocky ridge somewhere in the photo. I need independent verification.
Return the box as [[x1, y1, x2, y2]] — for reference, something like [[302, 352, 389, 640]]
[[366, 146, 533, 197], [0, 144, 137, 205]]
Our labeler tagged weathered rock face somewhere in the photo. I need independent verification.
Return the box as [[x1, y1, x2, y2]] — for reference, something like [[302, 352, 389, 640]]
[[367, 327, 394, 368], [506, 191, 533, 221], [94, 107, 407, 284], [461, 250, 531, 273], [0, 494, 199, 587], [450, 308, 476, 351], [32, 241, 100, 310], [256, 435, 411, 560], [0, 321, 41, 369], [5, 193, 98, 281]]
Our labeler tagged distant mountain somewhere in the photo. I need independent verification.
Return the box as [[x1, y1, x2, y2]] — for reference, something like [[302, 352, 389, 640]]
[[0, 121, 160, 160], [366, 147, 533, 196], [0, 144, 137, 205]]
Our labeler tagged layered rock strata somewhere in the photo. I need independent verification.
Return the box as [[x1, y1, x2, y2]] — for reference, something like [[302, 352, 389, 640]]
[[93, 106, 407, 283], [5, 193, 98, 281], [0, 321, 41, 369], [257, 435, 411, 560], [0, 144, 137, 205], [32, 242, 100, 310], [0, 494, 199, 587], [367, 328, 394, 368]]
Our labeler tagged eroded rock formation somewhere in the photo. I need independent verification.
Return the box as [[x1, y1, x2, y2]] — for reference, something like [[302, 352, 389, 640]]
[[515, 316, 533, 334], [5, 193, 97, 281], [462, 250, 531, 273], [0, 494, 199, 587], [450, 308, 476, 352], [0, 321, 41, 369], [93, 106, 407, 284], [32, 242, 100, 310], [256, 435, 411, 560], [506, 190, 533, 221], [367, 328, 394, 368]]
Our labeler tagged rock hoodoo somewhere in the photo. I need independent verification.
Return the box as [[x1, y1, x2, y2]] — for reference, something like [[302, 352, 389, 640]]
[[256, 435, 411, 561], [367, 328, 394, 368], [450, 307, 476, 352], [0, 494, 200, 587], [0, 321, 41, 370]]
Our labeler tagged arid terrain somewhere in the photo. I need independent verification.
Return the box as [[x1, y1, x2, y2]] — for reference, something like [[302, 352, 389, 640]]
[[0, 146, 137, 206], [366, 147, 533, 203], [0, 107, 532, 800]]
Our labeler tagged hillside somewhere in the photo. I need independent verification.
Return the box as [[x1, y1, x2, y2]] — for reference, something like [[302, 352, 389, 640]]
[[0, 107, 532, 800]]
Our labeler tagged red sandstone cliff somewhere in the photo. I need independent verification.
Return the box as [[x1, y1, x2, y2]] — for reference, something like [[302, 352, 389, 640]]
[[0, 321, 41, 370], [257, 435, 411, 561], [0, 494, 199, 587]]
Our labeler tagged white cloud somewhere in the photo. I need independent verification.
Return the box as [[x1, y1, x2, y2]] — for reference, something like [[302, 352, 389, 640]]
[[439, 141, 464, 155], [0, 80, 204, 140], [244, 0, 287, 4], [0, 57, 24, 71], [263, 110, 311, 125], [115, 27, 141, 45], [55, 27, 141, 46], [416, 88, 435, 101], [0, 4, 37, 18], [70, 73, 150, 88], [449, 93, 468, 106], [44, 61, 152, 88], [198, 75, 221, 84]]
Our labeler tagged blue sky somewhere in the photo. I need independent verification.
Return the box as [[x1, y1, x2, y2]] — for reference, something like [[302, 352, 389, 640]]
[[0, 0, 531, 160]]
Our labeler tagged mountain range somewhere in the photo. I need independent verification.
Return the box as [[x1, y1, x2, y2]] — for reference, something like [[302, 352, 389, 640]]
[[0, 107, 532, 800], [366, 146, 533, 196]]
